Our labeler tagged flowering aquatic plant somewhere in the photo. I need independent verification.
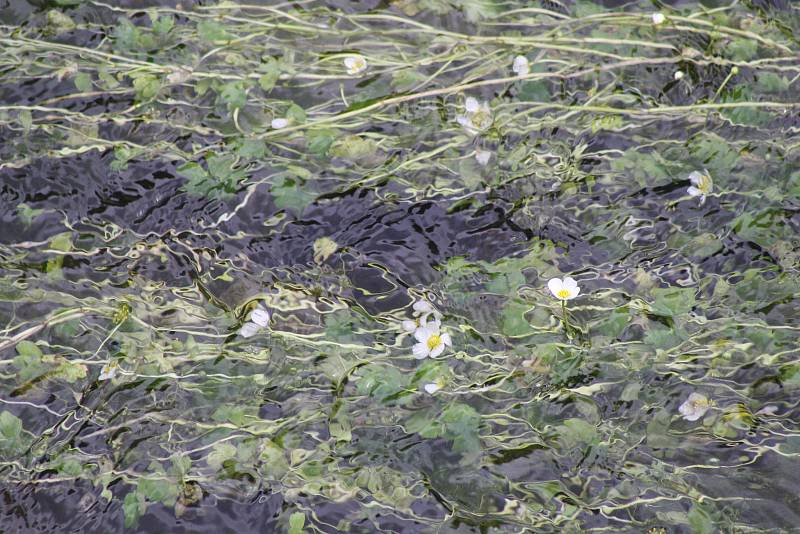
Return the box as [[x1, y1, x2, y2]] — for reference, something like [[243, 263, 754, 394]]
[[344, 55, 367, 75], [412, 320, 452, 359], [402, 300, 442, 332], [687, 169, 713, 204], [457, 97, 492, 135], [679, 392, 712, 421], [512, 55, 529, 76], [240, 303, 270, 338]]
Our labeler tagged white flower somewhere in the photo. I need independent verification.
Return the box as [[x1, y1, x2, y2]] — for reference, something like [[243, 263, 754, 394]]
[[673, 70, 684, 81], [344, 55, 367, 75], [271, 118, 289, 129], [240, 303, 269, 337], [423, 377, 446, 394], [687, 169, 713, 204], [464, 97, 480, 113], [547, 277, 580, 301], [166, 66, 192, 85], [98, 360, 119, 381], [412, 321, 452, 359], [652, 12, 666, 24], [457, 97, 492, 135], [679, 392, 711, 421], [403, 300, 442, 332], [475, 149, 492, 166], [512, 55, 529, 76]]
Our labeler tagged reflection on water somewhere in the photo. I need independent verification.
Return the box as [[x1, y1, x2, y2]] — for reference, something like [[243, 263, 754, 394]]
[[1, 0, 800, 531]]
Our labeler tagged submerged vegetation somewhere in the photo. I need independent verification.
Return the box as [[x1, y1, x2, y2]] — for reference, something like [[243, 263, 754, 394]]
[[1, 0, 799, 531]]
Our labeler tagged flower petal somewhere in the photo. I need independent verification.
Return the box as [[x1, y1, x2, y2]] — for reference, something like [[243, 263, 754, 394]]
[[414, 326, 431, 343], [424, 383, 440, 394], [440, 333, 452, 347], [430, 343, 445, 358], [547, 278, 563, 297], [413, 300, 434, 314], [687, 186, 701, 197], [240, 322, 260, 338], [464, 97, 479, 113], [568, 286, 580, 299], [402, 320, 417, 332], [563, 277, 578, 289], [251, 308, 270, 327], [412, 343, 429, 359], [688, 171, 703, 186]]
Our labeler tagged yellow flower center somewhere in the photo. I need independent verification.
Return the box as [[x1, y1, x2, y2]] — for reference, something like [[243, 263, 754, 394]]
[[697, 174, 712, 194], [557, 289, 571, 299], [427, 334, 442, 350]]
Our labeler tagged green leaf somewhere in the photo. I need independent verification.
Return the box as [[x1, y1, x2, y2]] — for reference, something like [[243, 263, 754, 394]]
[[0, 411, 22, 441], [558, 418, 597, 447], [151, 15, 174, 37], [271, 175, 315, 215], [207, 442, 238, 470], [139, 477, 178, 504], [650, 287, 696, 317], [258, 58, 281, 92], [74, 72, 92, 92], [501, 299, 535, 337], [440, 403, 481, 453], [16, 340, 43, 359], [756, 72, 790, 93], [219, 81, 247, 111], [286, 103, 306, 124], [356, 364, 407, 401], [725, 38, 758, 61], [123, 490, 145, 528], [688, 502, 715, 534], [234, 138, 267, 160], [306, 128, 338, 157], [198, 20, 233, 42], [330, 135, 377, 162], [289, 512, 306, 534], [54, 361, 88, 382], [16, 203, 44, 225], [132, 74, 160, 101]]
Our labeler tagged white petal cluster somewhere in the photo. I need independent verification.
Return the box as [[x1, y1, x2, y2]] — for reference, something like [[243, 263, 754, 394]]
[[401, 299, 442, 333], [512, 55, 529, 76], [412, 320, 453, 359], [271, 118, 289, 129], [547, 277, 581, 301], [457, 97, 492, 135], [98, 360, 119, 381], [240, 303, 270, 338], [679, 392, 711, 421], [402, 300, 452, 359], [687, 169, 713, 204], [344, 55, 368, 75]]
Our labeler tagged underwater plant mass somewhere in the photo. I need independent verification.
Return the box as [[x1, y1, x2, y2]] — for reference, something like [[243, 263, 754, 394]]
[[1, 0, 799, 531]]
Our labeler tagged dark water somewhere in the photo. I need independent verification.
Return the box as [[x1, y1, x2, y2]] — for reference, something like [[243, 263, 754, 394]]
[[1, 0, 800, 532]]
